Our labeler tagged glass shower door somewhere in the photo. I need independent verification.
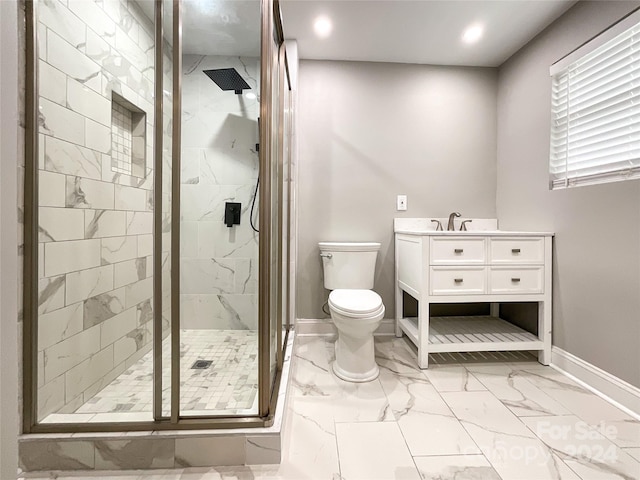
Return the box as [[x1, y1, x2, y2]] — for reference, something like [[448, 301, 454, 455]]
[[31, 0, 161, 425], [178, 0, 261, 417]]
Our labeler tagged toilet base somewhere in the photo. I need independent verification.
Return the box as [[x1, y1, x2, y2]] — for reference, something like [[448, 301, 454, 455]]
[[333, 360, 379, 382], [332, 332, 380, 383]]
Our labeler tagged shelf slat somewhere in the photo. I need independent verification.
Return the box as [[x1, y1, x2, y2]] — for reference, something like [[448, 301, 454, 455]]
[[399, 315, 543, 353]]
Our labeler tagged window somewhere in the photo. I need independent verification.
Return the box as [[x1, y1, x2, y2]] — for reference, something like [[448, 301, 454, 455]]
[[549, 9, 640, 189]]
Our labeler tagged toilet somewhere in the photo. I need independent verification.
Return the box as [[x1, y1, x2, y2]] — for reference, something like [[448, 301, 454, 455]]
[[319, 242, 385, 382]]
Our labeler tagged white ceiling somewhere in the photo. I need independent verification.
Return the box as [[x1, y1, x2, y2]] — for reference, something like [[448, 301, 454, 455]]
[[137, 0, 576, 65], [279, 0, 577, 67]]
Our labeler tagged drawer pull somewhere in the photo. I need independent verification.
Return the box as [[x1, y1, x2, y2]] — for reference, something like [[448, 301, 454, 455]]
[[512, 248, 521, 253], [454, 278, 464, 283], [454, 248, 464, 254], [511, 277, 521, 283]]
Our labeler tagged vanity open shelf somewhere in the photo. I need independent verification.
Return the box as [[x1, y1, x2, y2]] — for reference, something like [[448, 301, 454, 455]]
[[398, 315, 542, 353], [394, 218, 553, 368]]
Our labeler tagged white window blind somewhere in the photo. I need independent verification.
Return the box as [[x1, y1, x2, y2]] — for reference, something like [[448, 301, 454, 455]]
[[549, 9, 640, 189]]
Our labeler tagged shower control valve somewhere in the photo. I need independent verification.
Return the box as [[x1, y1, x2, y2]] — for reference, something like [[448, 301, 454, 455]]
[[224, 202, 241, 227]]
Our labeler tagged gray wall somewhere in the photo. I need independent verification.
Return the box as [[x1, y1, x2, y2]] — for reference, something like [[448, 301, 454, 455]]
[[1, 0, 19, 476], [297, 60, 498, 319], [496, 1, 640, 387]]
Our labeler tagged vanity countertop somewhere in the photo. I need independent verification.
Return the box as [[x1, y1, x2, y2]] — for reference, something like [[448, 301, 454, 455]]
[[395, 229, 555, 236], [394, 218, 554, 236]]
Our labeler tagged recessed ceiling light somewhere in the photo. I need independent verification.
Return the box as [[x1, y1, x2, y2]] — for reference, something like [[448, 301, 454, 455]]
[[314, 16, 332, 38], [245, 92, 257, 100], [462, 24, 483, 44]]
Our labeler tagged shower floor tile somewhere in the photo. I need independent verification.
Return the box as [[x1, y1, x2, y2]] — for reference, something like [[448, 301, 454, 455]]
[[44, 330, 258, 423]]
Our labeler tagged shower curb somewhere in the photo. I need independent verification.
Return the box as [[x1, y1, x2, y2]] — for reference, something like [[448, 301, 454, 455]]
[[17, 334, 295, 473]]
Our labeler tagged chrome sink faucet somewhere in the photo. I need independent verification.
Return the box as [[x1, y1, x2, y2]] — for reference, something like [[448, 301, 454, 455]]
[[447, 212, 461, 231]]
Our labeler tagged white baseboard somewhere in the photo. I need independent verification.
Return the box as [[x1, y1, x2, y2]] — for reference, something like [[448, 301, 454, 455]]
[[551, 346, 640, 419], [295, 318, 396, 337], [294, 318, 336, 336]]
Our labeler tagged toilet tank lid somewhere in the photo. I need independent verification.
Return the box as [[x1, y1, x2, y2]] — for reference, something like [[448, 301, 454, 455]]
[[318, 242, 381, 252]]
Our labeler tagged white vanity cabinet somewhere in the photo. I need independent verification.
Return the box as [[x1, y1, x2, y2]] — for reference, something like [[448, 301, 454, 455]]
[[394, 219, 553, 369]]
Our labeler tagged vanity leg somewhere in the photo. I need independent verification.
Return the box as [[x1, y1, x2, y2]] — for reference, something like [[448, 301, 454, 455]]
[[418, 301, 429, 368], [538, 236, 553, 366], [490, 303, 500, 318], [395, 286, 403, 338], [538, 300, 552, 365]]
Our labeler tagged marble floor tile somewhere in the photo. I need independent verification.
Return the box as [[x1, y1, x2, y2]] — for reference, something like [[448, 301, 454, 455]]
[[587, 419, 640, 448], [331, 379, 394, 423], [624, 447, 640, 461], [469, 366, 572, 417], [520, 369, 637, 424], [376, 339, 478, 455], [290, 337, 338, 397], [424, 366, 486, 393], [377, 350, 429, 392], [413, 455, 501, 480], [508, 359, 554, 371], [335, 422, 421, 480], [20, 335, 640, 480], [375, 337, 426, 377], [522, 415, 640, 479], [276, 396, 341, 480], [380, 367, 479, 456], [375, 339, 428, 389], [442, 391, 579, 479]]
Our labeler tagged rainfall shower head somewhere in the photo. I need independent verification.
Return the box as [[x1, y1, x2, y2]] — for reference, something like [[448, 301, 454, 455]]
[[203, 68, 251, 95]]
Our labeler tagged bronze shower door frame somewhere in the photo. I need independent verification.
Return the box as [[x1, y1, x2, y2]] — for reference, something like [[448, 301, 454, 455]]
[[22, 0, 291, 434]]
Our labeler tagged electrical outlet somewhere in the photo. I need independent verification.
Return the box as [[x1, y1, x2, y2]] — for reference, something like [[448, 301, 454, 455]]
[[397, 195, 407, 211]]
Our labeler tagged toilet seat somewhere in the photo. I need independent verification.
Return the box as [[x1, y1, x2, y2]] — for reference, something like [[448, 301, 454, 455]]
[[329, 289, 383, 318]]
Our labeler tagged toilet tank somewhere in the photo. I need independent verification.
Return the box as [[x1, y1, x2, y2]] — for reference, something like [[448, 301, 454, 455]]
[[318, 242, 381, 290]]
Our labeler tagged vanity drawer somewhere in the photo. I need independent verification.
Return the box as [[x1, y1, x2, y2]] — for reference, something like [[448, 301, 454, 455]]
[[490, 237, 544, 264], [489, 266, 544, 294], [430, 237, 486, 265], [430, 267, 487, 295]]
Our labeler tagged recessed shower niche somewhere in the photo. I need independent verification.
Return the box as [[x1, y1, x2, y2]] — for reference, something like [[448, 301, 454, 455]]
[[110, 93, 146, 179]]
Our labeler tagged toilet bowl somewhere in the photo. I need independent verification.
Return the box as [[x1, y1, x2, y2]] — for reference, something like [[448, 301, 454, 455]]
[[318, 242, 385, 383], [329, 289, 385, 382]]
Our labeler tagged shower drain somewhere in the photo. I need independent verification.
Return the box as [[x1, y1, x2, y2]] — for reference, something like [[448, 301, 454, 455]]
[[191, 360, 213, 369]]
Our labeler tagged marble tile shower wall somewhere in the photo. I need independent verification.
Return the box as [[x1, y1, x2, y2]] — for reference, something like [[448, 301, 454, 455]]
[[180, 55, 260, 331], [35, 0, 173, 420]]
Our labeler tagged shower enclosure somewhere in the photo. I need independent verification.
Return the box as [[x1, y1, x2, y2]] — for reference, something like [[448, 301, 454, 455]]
[[22, 0, 293, 433]]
